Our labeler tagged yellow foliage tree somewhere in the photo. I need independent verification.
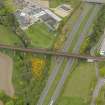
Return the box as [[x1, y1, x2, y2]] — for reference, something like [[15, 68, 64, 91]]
[[31, 58, 45, 79]]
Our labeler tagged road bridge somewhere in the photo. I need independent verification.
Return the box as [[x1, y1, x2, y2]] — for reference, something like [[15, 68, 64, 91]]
[[83, 0, 105, 4], [0, 44, 105, 61]]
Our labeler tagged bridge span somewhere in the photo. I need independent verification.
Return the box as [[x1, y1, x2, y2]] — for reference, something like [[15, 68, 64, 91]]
[[0, 44, 104, 61], [83, 0, 105, 4]]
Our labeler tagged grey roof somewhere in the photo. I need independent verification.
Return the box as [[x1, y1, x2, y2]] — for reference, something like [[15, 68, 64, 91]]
[[15, 11, 30, 27], [40, 14, 57, 28], [60, 5, 70, 11]]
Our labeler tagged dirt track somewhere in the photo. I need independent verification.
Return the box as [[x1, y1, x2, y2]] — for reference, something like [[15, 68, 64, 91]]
[[0, 53, 14, 97], [0, 101, 3, 105]]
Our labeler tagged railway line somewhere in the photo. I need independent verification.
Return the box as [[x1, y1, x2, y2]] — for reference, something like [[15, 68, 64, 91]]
[[0, 44, 105, 62]]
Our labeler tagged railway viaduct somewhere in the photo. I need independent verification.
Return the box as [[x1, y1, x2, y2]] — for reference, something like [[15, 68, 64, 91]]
[[0, 44, 105, 62]]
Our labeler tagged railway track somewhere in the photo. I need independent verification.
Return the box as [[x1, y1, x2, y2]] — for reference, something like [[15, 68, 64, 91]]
[[0, 44, 104, 61]]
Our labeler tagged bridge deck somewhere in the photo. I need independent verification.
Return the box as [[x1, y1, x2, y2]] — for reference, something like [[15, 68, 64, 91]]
[[0, 44, 105, 61]]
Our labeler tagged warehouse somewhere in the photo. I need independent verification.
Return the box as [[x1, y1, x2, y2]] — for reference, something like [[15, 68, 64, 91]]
[[40, 9, 61, 30]]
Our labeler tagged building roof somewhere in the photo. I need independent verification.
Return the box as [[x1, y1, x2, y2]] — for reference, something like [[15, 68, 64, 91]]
[[44, 9, 62, 22], [40, 13, 58, 28]]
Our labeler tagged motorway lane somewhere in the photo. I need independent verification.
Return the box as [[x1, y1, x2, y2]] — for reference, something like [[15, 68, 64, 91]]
[[73, 5, 101, 53], [90, 78, 105, 105], [62, 3, 93, 51], [37, 3, 93, 105], [50, 4, 101, 105]]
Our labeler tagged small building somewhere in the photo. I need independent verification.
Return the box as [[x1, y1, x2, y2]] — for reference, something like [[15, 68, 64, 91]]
[[54, 4, 73, 17]]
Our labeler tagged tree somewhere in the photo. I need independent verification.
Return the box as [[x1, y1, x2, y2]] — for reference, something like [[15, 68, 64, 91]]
[[5, 100, 14, 105]]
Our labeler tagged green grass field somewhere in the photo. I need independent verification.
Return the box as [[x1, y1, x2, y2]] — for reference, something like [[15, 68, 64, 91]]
[[50, 0, 81, 8], [25, 22, 57, 48], [0, 25, 20, 45], [56, 62, 96, 105]]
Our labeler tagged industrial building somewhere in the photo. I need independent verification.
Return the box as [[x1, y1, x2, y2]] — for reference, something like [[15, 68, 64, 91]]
[[15, 3, 61, 30]]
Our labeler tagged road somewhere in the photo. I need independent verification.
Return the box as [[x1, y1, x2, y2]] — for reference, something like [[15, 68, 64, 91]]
[[49, 4, 101, 105], [37, 3, 94, 105], [90, 63, 105, 105], [91, 78, 105, 105]]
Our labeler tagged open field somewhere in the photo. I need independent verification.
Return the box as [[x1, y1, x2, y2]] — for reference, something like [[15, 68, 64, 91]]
[[25, 22, 57, 48], [0, 25, 20, 45], [0, 53, 14, 97], [49, 0, 81, 8], [56, 62, 96, 105]]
